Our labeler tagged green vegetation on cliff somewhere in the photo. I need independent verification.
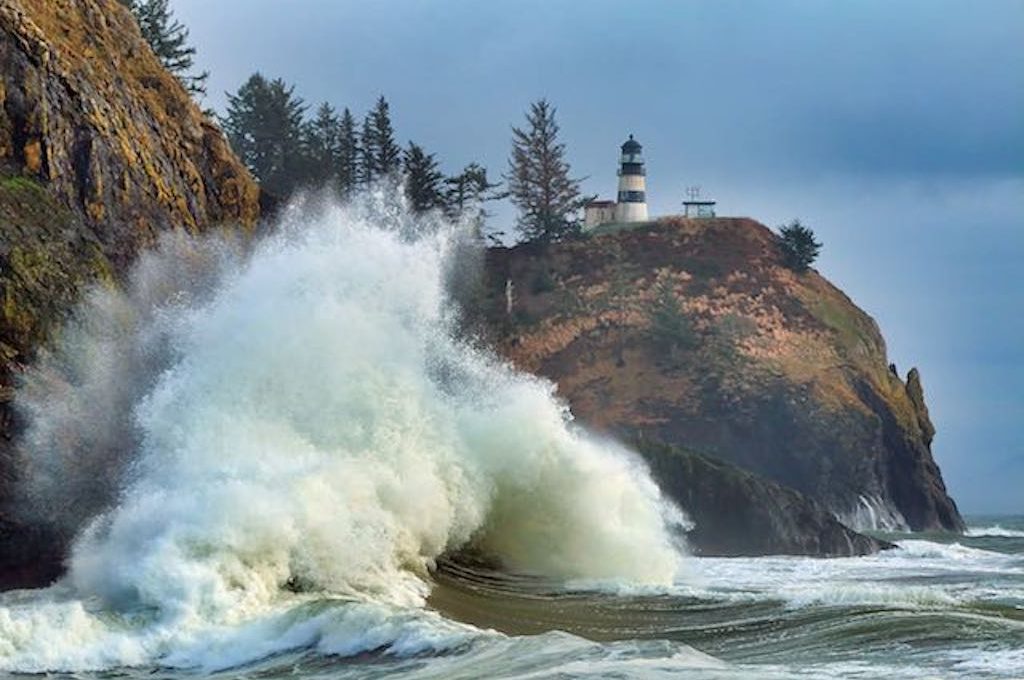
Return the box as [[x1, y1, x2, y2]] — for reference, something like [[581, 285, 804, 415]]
[[119, 0, 208, 96], [505, 99, 584, 242], [0, 175, 111, 370], [220, 78, 504, 218], [777, 219, 822, 272]]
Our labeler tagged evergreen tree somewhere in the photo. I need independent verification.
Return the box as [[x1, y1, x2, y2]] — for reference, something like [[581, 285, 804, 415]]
[[403, 142, 446, 214], [446, 163, 504, 236], [361, 96, 402, 184], [777, 220, 823, 272], [505, 99, 583, 243], [335, 108, 360, 198], [221, 73, 308, 197], [446, 163, 500, 215], [650, 280, 698, 357], [303, 102, 341, 187], [359, 114, 376, 186], [120, 0, 208, 97]]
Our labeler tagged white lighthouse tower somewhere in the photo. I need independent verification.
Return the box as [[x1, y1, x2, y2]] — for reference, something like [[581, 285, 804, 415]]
[[613, 134, 648, 222]]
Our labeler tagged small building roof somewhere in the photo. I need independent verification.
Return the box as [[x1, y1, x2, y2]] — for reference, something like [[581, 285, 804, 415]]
[[586, 199, 616, 207]]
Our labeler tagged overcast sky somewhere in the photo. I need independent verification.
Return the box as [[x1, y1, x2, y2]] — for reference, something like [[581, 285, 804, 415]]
[[174, 0, 1023, 514]]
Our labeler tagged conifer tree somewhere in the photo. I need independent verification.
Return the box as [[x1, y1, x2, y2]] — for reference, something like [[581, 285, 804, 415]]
[[777, 220, 823, 272], [505, 99, 583, 243], [221, 73, 308, 197], [446, 163, 504, 236], [303, 102, 341, 187], [403, 143, 446, 214], [359, 114, 376, 186], [361, 96, 403, 184], [120, 0, 208, 97], [336, 108, 360, 198], [446, 163, 499, 215]]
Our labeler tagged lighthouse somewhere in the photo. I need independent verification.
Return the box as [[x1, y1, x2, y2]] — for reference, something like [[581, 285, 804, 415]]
[[583, 134, 652, 230], [614, 134, 648, 222]]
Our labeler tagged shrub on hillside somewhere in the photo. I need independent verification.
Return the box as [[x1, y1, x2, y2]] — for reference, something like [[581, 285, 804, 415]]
[[650, 281, 698, 356], [778, 220, 822, 272]]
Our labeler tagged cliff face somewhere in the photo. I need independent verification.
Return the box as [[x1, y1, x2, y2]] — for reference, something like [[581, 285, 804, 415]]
[[0, 0, 260, 370], [482, 218, 964, 544], [0, 0, 261, 589], [634, 439, 890, 556], [0, 0, 259, 268]]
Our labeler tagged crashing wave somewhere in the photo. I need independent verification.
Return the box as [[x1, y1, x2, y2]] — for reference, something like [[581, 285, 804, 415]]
[[1, 198, 686, 672], [965, 525, 1024, 538]]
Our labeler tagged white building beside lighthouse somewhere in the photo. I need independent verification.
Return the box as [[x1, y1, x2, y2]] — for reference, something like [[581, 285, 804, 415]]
[[584, 134, 649, 229]]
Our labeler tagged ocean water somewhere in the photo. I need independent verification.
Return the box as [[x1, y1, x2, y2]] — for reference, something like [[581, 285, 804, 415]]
[[0, 201, 1020, 679]]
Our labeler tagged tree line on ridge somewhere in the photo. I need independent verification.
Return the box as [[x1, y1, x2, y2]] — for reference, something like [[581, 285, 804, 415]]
[[120, 0, 822, 264], [119, 0, 584, 243]]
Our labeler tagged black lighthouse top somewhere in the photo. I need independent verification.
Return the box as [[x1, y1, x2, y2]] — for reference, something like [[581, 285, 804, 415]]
[[619, 134, 645, 176]]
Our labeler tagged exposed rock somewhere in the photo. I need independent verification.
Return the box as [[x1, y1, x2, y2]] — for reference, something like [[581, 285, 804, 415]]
[[0, 514, 61, 590], [0, 0, 261, 590], [905, 367, 935, 445], [0, 0, 259, 272], [634, 439, 891, 556], [480, 217, 964, 549]]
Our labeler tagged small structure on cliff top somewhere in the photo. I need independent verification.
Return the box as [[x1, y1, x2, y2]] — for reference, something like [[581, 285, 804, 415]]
[[584, 135, 649, 229], [683, 185, 717, 218]]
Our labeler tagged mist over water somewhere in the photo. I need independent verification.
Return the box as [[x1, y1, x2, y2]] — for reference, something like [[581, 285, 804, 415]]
[[17, 230, 247, 535], [1, 198, 685, 672]]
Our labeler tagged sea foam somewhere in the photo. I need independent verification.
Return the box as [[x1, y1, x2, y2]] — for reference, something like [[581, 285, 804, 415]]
[[966, 525, 1024, 538]]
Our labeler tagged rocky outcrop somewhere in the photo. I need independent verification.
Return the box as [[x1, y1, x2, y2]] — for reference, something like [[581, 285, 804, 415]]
[[0, 0, 261, 590], [635, 439, 890, 556], [906, 367, 935, 445], [480, 217, 964, 550]]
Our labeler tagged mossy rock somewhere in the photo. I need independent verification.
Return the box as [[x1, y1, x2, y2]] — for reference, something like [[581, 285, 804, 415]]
[[0, 174, 111, 370]]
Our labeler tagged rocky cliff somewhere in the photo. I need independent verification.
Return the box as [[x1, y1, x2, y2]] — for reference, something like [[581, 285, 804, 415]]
[[634, 439, 889, 556], [0, 0, 261, 589], [481, 217, 964, 552]]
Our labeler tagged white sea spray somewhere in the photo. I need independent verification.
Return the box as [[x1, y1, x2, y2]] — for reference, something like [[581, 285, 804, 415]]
[[0, 199, 685, 672]]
